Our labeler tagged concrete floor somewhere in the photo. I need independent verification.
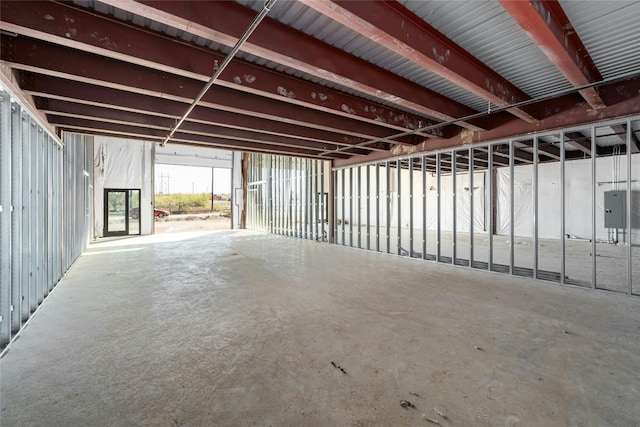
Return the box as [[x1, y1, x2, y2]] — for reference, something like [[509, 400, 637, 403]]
[[336, 226, 640, 293], [1, 229, 640, 426]]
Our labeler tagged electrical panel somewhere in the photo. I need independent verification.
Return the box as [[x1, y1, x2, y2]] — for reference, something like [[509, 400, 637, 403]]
[[604, 190, 626, 229]]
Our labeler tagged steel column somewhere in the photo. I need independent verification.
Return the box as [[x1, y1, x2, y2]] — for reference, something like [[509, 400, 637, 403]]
[[357, 166, 362, 249], [627, 122, 632, 295], [341, 168, 345, 245], [509, 141, 515, 275], [488, 145, 494, 271], [376, 163, 380, 252], [29, 121, 37, 312], [20, 113, 31, 321], [366, 165, 370, 250], [397, 160, 402, 255], [349, 167, 353, 247], [436, 153, 442, 262], [452, 151, 457, 264], [313, 160, 318, 239], [0, 91, 12, 346], [422, 156, 427, 260], [409, 158, 414, 257], [46, 135, 53, 294], [10, 102, 22, 332], [533, 137, 539, 279], [560, 133, 566, 285], [295, 158, 300, 237], [319, 160, 324, 239], [37, 127, 45, 305], [386, 161, 391, 254], [591, 126, 597, 289], [469, 148, 474, 268]]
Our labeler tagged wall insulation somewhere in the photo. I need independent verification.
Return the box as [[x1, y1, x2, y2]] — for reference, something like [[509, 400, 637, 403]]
[[0, 89, 93, 348], [93, 136, 154, 237], [496, 156, 640, 243]]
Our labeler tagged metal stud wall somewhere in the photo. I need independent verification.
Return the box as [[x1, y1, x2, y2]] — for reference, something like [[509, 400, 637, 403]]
[[0, 88, 93, 348], [333, 117, 640, 297], [246, 153, 330, 241]]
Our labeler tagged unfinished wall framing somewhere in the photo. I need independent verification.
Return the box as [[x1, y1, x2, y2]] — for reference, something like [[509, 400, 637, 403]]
[[246, 153, 330, 241], [0, 87, 93, 348], [243, 116, 640, 298], [333, 117, 640, 296]]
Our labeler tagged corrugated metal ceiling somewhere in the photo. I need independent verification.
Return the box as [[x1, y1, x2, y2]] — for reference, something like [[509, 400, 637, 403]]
[[559, 0, 640, 79], [398, 0, 574, 99], [48, 0, 640, 157], [237, 0, 489, 113], [75, 0, 640, 119]]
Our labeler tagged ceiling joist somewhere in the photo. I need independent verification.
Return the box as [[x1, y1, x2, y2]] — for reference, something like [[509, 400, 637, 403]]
[[499, 0, 606, 109], [298, 0, 538, 123]]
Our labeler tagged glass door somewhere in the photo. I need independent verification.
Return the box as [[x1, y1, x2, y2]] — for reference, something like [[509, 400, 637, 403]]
[[103, 189, 140, 237], [128, 189, 140, 235]]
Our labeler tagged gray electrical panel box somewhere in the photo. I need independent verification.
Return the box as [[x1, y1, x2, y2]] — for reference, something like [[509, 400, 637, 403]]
[[604, 190, 626, 228]]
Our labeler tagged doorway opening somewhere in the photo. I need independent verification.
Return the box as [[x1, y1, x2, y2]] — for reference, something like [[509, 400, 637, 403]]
[[103, 189, 140, 236]]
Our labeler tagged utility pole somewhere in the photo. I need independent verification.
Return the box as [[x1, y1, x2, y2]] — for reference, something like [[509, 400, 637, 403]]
[[211, 167, 219, 212]]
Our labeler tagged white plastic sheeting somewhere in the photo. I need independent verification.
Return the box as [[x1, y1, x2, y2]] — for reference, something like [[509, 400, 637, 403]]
[[232, 152, 242, 229], [426, 172, 486, 233], [93, 136, 154, 237], [339, 166, 485, 232], [496, 154, 640, 243]]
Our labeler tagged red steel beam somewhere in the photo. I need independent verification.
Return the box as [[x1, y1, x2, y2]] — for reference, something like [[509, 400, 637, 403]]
[[103, 0, 484, 130], [499, 0, 606, 109], [334, 77, 640, 167], [298, 0, 538, 123], [24, 73, 377, 149], [0, 0, 447, 138], [38, 99, 375, 155], [48, 115, 353, 159], [34, 96, 388, 152], [25, 78, 375, 148], [2, 37, 424, 145]]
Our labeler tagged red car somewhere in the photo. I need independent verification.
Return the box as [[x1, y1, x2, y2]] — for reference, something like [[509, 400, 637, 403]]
[[130, 208, 170, 219]]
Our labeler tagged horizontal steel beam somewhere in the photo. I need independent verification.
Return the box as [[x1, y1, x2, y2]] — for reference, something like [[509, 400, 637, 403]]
[[51, 116, 353, 159], [107, 0, 485, 130], [500, 0, 606, 109], [35, 97, 388, 153], [299, 0, 537, 122], [42, 105, 374, 156], [0, 0, 447, 138], [3, 36, 420, 144]]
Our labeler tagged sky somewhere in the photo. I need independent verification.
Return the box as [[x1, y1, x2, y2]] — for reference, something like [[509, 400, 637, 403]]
[[155, 164, 231, 195]]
